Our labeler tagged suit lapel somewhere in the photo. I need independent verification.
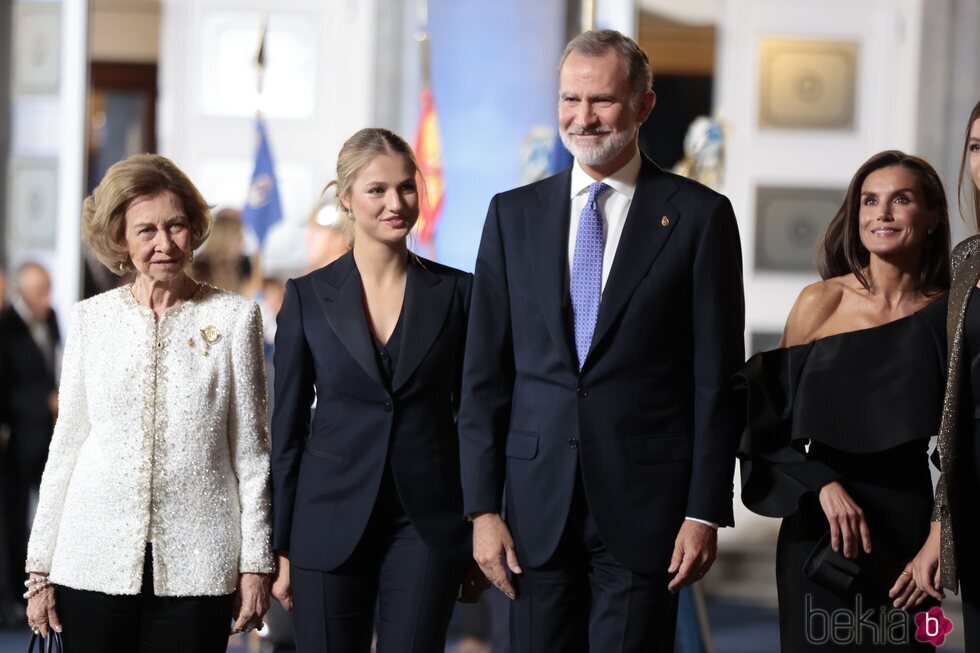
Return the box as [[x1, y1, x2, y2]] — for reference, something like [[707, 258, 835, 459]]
[[528, 170, 579, 374], [391, 258, 454, 393], [310, 252, 386, 389], [587, 158, 680, 365]]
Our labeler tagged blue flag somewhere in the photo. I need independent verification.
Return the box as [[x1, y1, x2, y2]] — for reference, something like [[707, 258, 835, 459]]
[[242, 119, 282, 244]]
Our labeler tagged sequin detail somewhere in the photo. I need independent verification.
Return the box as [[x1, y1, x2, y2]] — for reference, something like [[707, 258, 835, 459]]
[[934, 235, 980, 591], [25, 284, 274, 596]]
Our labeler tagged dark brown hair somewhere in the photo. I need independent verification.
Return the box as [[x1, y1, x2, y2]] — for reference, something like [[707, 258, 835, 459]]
[[817, 150, 950, 291], [960, 99, 980, 231]]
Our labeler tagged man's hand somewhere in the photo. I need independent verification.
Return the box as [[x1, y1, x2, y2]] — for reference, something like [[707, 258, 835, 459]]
[[667, 520, 717, 592], [458, 563, 492, 603], [472, 512, 521, 600]]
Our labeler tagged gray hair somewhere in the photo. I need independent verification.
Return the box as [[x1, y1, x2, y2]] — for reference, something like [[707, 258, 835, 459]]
[[559, 29, 653, 100]]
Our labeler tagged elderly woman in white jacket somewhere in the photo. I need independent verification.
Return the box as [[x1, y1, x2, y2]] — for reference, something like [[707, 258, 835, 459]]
[[23, 154, 274, 652]]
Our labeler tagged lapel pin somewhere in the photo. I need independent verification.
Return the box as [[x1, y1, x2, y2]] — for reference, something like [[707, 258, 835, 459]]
[[661, 215, 670, 227]]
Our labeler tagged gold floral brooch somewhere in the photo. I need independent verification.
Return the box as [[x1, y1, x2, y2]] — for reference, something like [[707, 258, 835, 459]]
[[188, 325, 222, 356]]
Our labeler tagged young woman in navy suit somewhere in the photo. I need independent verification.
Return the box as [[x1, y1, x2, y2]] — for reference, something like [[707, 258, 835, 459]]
[[269, 128, 484, 651]]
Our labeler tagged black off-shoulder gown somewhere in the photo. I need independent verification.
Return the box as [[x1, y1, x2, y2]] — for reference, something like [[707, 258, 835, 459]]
[[737, 296, 947, 652]]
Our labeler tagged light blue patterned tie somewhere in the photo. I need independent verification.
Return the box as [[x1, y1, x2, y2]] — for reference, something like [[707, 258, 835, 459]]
[[570, 182, 611, 369]]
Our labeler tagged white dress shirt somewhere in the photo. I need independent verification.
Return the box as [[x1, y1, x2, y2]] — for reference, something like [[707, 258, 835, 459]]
[[566, 152, 718, 531], [566, 151, 641, 291]]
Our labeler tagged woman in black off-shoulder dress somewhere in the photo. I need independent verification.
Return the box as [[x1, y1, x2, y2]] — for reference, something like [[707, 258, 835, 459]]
[[737, 151, 952, 652]]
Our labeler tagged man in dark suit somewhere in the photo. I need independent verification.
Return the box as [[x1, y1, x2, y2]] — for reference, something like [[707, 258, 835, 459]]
[[459, 30, 744, 650], [0, 262, 59, 624]]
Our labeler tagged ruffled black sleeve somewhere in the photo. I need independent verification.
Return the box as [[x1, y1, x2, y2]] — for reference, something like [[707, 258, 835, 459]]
[[735, 345, 841, 518]]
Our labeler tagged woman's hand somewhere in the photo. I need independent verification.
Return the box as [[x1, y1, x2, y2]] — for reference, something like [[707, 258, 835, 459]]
[[231, 572, 270, 634], [818, 481, 871, 559], [889, 521, 944, 610], [271, 552, 292, 611], [458, 563, 491, 603], [25, 574, 61, 638]]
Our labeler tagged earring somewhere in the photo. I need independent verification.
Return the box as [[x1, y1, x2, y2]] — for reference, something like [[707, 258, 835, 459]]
[[118, 261, 125, 273]]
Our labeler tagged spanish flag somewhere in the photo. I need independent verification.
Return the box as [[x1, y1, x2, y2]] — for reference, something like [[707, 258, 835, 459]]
[[414, 87, 445, 245]]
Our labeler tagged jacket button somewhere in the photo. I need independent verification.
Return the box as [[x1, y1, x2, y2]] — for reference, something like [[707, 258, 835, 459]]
[[576, 386, 588, 398], [568, 438, 578, 449], [383, 401, 393, 412]]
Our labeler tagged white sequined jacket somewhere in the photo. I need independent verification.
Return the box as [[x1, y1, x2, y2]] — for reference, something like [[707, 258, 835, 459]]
[[26, 284, 274, 596]]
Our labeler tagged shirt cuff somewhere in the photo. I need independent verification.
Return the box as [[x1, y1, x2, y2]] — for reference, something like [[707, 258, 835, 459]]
[[685, 516, 719, 529]]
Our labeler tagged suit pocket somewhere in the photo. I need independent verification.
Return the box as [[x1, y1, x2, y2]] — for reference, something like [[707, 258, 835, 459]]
[[505, 430, 539, 460], [626, 434, 691, 464], [304, 446, 344, 463]]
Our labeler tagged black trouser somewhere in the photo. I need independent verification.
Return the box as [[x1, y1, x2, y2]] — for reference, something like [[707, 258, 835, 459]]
[[509, 473, 678, 653], [291, 472, 464, 652], [56, 545, 234, 653]]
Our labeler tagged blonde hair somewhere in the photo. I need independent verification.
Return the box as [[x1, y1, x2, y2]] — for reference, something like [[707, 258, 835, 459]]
[[82, 154, 212, 275], [324, 128, 422, 242]]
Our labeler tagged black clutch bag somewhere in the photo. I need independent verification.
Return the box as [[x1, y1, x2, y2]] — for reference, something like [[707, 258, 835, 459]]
[[803, 531, 860, 596], [28, 631, 63, 653]]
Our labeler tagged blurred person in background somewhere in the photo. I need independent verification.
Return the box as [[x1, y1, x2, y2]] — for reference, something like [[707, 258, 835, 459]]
[[306, 195, 351, 272], [0, 262, 60, 627], [927, 98, 980, 652], [193, 207, 261, 296], [737, 151, 950, 652], [270, 128, 485, 651], [23, 154, 274, 651]]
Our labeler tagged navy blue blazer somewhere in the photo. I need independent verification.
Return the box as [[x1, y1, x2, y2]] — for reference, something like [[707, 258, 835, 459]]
[[271, 252, 473, 570], [459, 156, 745, 573]]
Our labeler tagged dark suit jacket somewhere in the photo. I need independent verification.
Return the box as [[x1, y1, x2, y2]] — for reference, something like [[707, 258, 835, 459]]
[[0, 306, 59, 484], [271, 252, 473, 571], [459, 156, 745, 573]]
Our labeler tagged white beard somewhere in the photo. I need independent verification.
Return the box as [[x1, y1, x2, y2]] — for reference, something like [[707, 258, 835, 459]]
[[560, 125, 636, 167]]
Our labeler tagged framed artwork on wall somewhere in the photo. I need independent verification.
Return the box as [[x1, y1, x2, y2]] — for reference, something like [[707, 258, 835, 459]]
[[12, 3, 61, 96], [758, 38, 859, 131], [8, 157, 59, 250], [755, 185, 844, 273]]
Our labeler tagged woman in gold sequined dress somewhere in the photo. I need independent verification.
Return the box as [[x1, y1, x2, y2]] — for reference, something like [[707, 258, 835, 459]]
[[22, 154, 274, 652]]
